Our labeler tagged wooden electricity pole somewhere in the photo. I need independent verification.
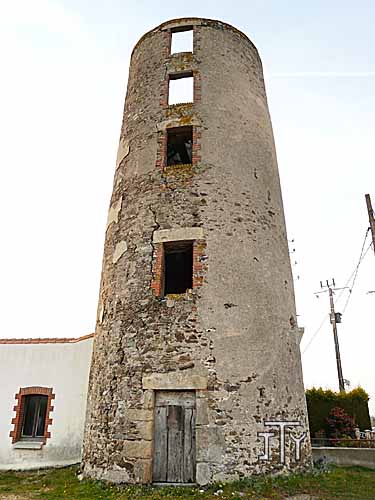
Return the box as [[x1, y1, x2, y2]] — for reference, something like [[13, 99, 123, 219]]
[[318, 279, 346, 392], [328, 286, 345, 392], [365, 194, 375, 255]]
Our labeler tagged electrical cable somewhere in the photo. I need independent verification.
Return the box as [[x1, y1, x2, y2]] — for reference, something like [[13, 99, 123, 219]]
[[335, 228, 370, 305], [302, 228, 371, 354], [341, 239, 372, 316], [302, 313, 329, 354]]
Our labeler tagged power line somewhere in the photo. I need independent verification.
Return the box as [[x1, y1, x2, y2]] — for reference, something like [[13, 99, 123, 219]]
[[335, 229, 370, 306], [302, 313, 328, 354], [341, 238, 372, 316], [302, 229, 371, 354], [365, 194, 375, 255]]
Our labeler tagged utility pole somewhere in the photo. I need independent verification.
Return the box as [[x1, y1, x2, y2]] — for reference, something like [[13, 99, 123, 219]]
[[365, 194, 375, 255], [318, 279, 346, 392], [328, 286, 345, 392]]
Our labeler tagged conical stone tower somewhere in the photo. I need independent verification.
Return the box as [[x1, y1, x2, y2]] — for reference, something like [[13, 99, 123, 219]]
[[82, 17, 311, 485]]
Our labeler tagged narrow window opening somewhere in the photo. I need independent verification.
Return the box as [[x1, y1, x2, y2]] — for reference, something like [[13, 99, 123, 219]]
[[167, 126, 192, 166], [21, 395, 48, 440], [164, 241, 193, 295], [168, 72, 194, 105], [171, 28, 193, 54]]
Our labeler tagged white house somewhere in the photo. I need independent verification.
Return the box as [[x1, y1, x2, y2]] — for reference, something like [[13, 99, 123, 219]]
[[0, 335, 93, 470]]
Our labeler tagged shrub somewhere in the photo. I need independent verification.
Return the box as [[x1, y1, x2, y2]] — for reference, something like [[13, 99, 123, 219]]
[[326, 406, 356, 439], [306, 387, 371, 437]]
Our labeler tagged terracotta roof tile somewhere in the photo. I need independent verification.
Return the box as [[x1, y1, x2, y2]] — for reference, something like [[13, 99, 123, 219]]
[[0, 333, 94, 344]]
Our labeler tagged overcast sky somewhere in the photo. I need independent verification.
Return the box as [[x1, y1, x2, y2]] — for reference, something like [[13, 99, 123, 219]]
[[1, 1, 374, 414]]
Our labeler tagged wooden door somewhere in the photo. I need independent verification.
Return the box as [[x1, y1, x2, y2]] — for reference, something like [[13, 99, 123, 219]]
[[153, 391, 196, 483]]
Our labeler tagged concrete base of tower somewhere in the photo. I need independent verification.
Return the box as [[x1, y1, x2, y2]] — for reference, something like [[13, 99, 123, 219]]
[[81, 453, 312, 486], [81, 461, 153, 484]]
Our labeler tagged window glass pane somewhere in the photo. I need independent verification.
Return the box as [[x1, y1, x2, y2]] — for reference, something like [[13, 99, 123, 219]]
[[36, 396, 48, 437], [22, 396, 37, 436], [21, 394, 48, 438]]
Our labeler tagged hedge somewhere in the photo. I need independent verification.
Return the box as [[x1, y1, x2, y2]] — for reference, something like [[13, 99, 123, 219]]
[[306, 387, 371, 437]]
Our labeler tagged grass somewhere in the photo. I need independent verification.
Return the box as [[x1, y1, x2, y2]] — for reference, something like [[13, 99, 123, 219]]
[[0, 465, 374, 499]]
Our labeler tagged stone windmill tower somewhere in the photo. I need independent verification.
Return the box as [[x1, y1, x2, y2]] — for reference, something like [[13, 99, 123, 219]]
[[82, 17, 311, 485]]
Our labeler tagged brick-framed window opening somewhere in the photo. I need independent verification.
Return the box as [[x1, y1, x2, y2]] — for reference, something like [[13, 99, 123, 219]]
[[167, 126, 192, 166], [168, 71, 194, 105], [21, 395, 48, 439], [151, 239, 206, 297], [156, 126, 201, 170], [160, 25, 201, 110], [10, 387, 55, 444], [170, 27, 193, 54], [163, 25, 197, 58], [164, 241, 193, 294]]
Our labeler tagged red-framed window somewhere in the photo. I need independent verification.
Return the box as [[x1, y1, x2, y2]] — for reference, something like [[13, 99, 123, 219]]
[[10, 387, 55, 445]]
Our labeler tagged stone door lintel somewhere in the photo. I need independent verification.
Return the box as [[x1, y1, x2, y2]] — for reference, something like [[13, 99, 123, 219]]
[[142, 373, 207, 390]]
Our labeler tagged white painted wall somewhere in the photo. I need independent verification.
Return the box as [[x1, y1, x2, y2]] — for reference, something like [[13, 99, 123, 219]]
[[0, 337, 93, 470]]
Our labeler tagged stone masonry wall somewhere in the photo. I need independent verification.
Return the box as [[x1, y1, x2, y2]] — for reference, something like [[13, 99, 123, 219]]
[[82, 18, 312, 485]]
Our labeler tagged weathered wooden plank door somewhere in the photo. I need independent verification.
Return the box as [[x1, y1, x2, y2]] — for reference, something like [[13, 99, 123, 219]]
[[153, 391, 196, 483]]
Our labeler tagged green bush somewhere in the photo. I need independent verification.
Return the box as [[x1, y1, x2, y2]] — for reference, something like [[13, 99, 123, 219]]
[[306, 387, 371, 437], [326, 406, 356, 441]]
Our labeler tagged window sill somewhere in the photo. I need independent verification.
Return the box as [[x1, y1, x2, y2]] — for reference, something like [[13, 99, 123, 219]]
[[166, 102, 193, 114], [166, 291, 193, 300], [13, 440, 44, 450], [164, 163, 193, 170], [163, 291, 194, 307]]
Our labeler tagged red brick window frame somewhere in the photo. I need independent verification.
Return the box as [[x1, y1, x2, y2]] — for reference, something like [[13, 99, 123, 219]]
[[151, 239, 207, 297], [160, 70, 200, 110], [151, 243, 165, 297], [163, 30, 172, 58], [156, 126, 201, 170], [167, 71, 194, 106], [163, 26, 195, 59], [169, 25, 194, 56], [10, 387, 55, 445], [160, 25, 201, 109]]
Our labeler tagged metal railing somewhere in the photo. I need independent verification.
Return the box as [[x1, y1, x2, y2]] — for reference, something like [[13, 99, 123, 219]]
[[312, 438, 375, 448]]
